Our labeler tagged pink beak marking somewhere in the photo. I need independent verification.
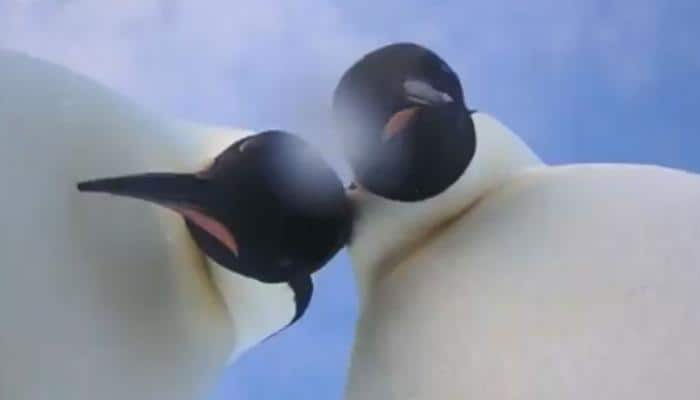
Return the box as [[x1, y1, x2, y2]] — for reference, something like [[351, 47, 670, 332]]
[[172, 206, 239, 256], [382, 107, 420, 141]]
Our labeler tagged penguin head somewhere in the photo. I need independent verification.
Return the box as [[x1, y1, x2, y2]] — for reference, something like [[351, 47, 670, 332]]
[[77, 130, 351, 285], [333, 42, 476, 202]]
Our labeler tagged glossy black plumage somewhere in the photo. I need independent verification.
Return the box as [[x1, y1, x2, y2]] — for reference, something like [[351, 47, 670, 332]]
[[333, 43, 476, 201]]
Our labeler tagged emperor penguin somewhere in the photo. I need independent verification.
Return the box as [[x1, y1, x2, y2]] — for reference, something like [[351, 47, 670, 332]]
[[332, 43, 700, 399], [0, 50, 350, 400]]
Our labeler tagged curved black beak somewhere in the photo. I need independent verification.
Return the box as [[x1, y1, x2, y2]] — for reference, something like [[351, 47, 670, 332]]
[[77, 173, 214, 209], [77, 172, 240, 256]]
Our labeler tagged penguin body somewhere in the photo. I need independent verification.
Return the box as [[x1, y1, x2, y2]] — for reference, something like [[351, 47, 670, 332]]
[[334, 43, 700, 400], [0, 50, 348, 400], [345, 162, 700, 399]]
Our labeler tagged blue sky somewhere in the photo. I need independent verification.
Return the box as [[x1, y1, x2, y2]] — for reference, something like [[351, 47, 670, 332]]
[[2, 1, 699, 399]]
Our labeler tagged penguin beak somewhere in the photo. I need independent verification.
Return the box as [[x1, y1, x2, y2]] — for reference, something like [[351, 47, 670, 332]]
[[383, 80, 454, 140], [77, 173, 239, 256], [403, 80, 453, 106], [383, 107, 420, 141]]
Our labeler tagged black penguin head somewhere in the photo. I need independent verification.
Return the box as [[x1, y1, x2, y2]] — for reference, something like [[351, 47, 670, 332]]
[[77, 130, 351, 284], [333, 43, 476, 202]]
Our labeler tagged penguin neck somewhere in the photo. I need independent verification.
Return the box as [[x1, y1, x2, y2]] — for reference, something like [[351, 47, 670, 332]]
[[348, 112, 544, 305], [207, 260, 297, 364], [151, 207, 237, 371], [153, 210, 297, 367]]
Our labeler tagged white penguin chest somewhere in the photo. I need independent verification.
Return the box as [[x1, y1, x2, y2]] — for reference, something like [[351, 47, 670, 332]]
[[345, 165, 700, 400], [0, 50, 240, 400]]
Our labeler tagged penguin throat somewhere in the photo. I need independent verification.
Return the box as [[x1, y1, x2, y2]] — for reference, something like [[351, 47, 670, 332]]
[[364, 191, 487, 297], [348, 112, 544, 303], [207, 260, 297, 364]]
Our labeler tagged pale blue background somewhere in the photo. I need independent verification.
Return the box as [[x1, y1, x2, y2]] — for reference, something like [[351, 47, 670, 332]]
[[2, 1, 698, 398]]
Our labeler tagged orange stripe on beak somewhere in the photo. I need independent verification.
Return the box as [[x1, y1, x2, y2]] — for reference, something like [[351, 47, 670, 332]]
[[172, 206, 239, 256], [382, 107, 420, 141]]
